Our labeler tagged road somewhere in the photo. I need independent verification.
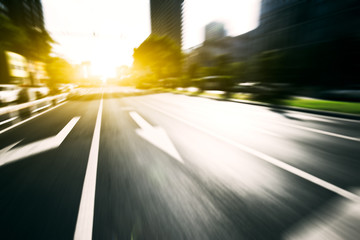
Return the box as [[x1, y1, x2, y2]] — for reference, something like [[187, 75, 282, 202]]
[[0, 87, 359, 240]]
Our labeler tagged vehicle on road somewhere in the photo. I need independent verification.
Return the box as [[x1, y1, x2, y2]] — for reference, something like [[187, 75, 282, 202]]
[[0, 84, 21, 105]]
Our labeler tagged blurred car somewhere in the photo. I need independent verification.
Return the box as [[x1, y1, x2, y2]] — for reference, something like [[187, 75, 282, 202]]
[[192, 76, 235, 91], [233, 82, 292, 97], [0, 84, 21, 105], [29, 86, 50, 99]]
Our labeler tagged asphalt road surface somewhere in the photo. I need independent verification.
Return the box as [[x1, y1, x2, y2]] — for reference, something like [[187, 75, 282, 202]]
[[0, 87, 359, 240]]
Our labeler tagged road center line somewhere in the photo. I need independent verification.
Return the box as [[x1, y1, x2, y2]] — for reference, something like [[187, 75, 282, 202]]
[[32, 104, 52, 113], [254, 127, 281, 137], [0, 116, 18, 126], [279, 122, 360, 142], [140, 101, 360, 203], [74, 96, 103, 240]]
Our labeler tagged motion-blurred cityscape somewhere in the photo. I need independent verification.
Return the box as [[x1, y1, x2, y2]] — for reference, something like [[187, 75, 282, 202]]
[[0, 0, 359, 239]]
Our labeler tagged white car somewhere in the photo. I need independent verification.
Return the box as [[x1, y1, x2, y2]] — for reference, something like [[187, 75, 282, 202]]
[[0, 84, 21, 105]]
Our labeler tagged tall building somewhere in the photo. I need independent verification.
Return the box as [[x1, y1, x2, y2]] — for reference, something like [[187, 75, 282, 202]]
[[2, 0, 45, 31], [0, 0, 49, 60], [150, 0, 184, 47], [0, 0, 8, 16], [241, 0, 360, 86], [205, 22, 226, 42]]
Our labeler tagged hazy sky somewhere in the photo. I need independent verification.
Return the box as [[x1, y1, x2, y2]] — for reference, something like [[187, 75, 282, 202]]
[[42, 0, 260, 77]]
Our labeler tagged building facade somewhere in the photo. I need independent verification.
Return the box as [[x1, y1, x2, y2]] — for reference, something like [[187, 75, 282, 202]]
[[150, 0, 184, 47], [205, 22, 226, 42], [250, 0, 360, 85], [2, 0, 45, 31], [0, 0, 49, 85], [0, 0, 8, 16], [186, 0, 360, 86]]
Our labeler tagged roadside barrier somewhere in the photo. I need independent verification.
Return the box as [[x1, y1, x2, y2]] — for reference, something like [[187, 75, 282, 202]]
[[0, 93, 68, 129]]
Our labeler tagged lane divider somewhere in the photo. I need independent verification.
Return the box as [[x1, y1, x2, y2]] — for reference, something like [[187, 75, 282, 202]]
[[278, 122, 360, 142], [0, 117, 18, 126], [74, 95, 103, 240], [31, 104, 52, 113]]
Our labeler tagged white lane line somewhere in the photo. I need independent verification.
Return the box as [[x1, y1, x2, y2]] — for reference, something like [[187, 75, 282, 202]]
[[32, 104, 52, 113], [294, 112, 360, 124], [139, 101, 360, 203], [74, 97, 103, 240], [285, 113, 335, 123], [0, 117, 18, 126], [254, 127, 281, 137], [0, 101, 68, 135], [279, 122, 360, 142]]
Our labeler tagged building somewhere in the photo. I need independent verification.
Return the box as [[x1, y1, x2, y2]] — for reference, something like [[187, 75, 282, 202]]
[[205, 22, 226, 42], [187, 0, 360, 86], [249, 0, 360, 85], [254, 0, 359, 53], [2, 0, 45, 31], [150, 0, 184, 47], [0, 0, 8, 16], [0, 0, 48, 60]]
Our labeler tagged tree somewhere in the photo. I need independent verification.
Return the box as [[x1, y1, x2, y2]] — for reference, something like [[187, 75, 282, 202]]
[[133, 35, 183, 81], [187, 63, 200, 79], [213, 54, 232, 75], [229, 62, 246, 80], [26, 28, 53, 60], [0, 14, 53, 60], [0, 14, 29, 53], [46, 57, 74, 90]]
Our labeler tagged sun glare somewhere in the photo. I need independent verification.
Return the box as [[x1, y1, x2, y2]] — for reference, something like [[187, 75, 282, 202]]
[[88, 49, 132, 79], [91, 60, 115, 79]]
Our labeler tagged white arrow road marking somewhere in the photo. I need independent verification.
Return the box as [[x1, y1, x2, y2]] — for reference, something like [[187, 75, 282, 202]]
[[0, 140, 22, 155], [129, 111, 183, 163], [0, 117, 80, 167], [0, 101, 68, 135]]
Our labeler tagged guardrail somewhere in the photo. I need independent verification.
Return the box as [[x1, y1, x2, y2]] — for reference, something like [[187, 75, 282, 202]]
[[0, 93, 68, 129]]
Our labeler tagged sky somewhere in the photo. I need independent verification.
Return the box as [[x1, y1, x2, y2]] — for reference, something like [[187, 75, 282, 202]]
[[42, 0, 261, 78]]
